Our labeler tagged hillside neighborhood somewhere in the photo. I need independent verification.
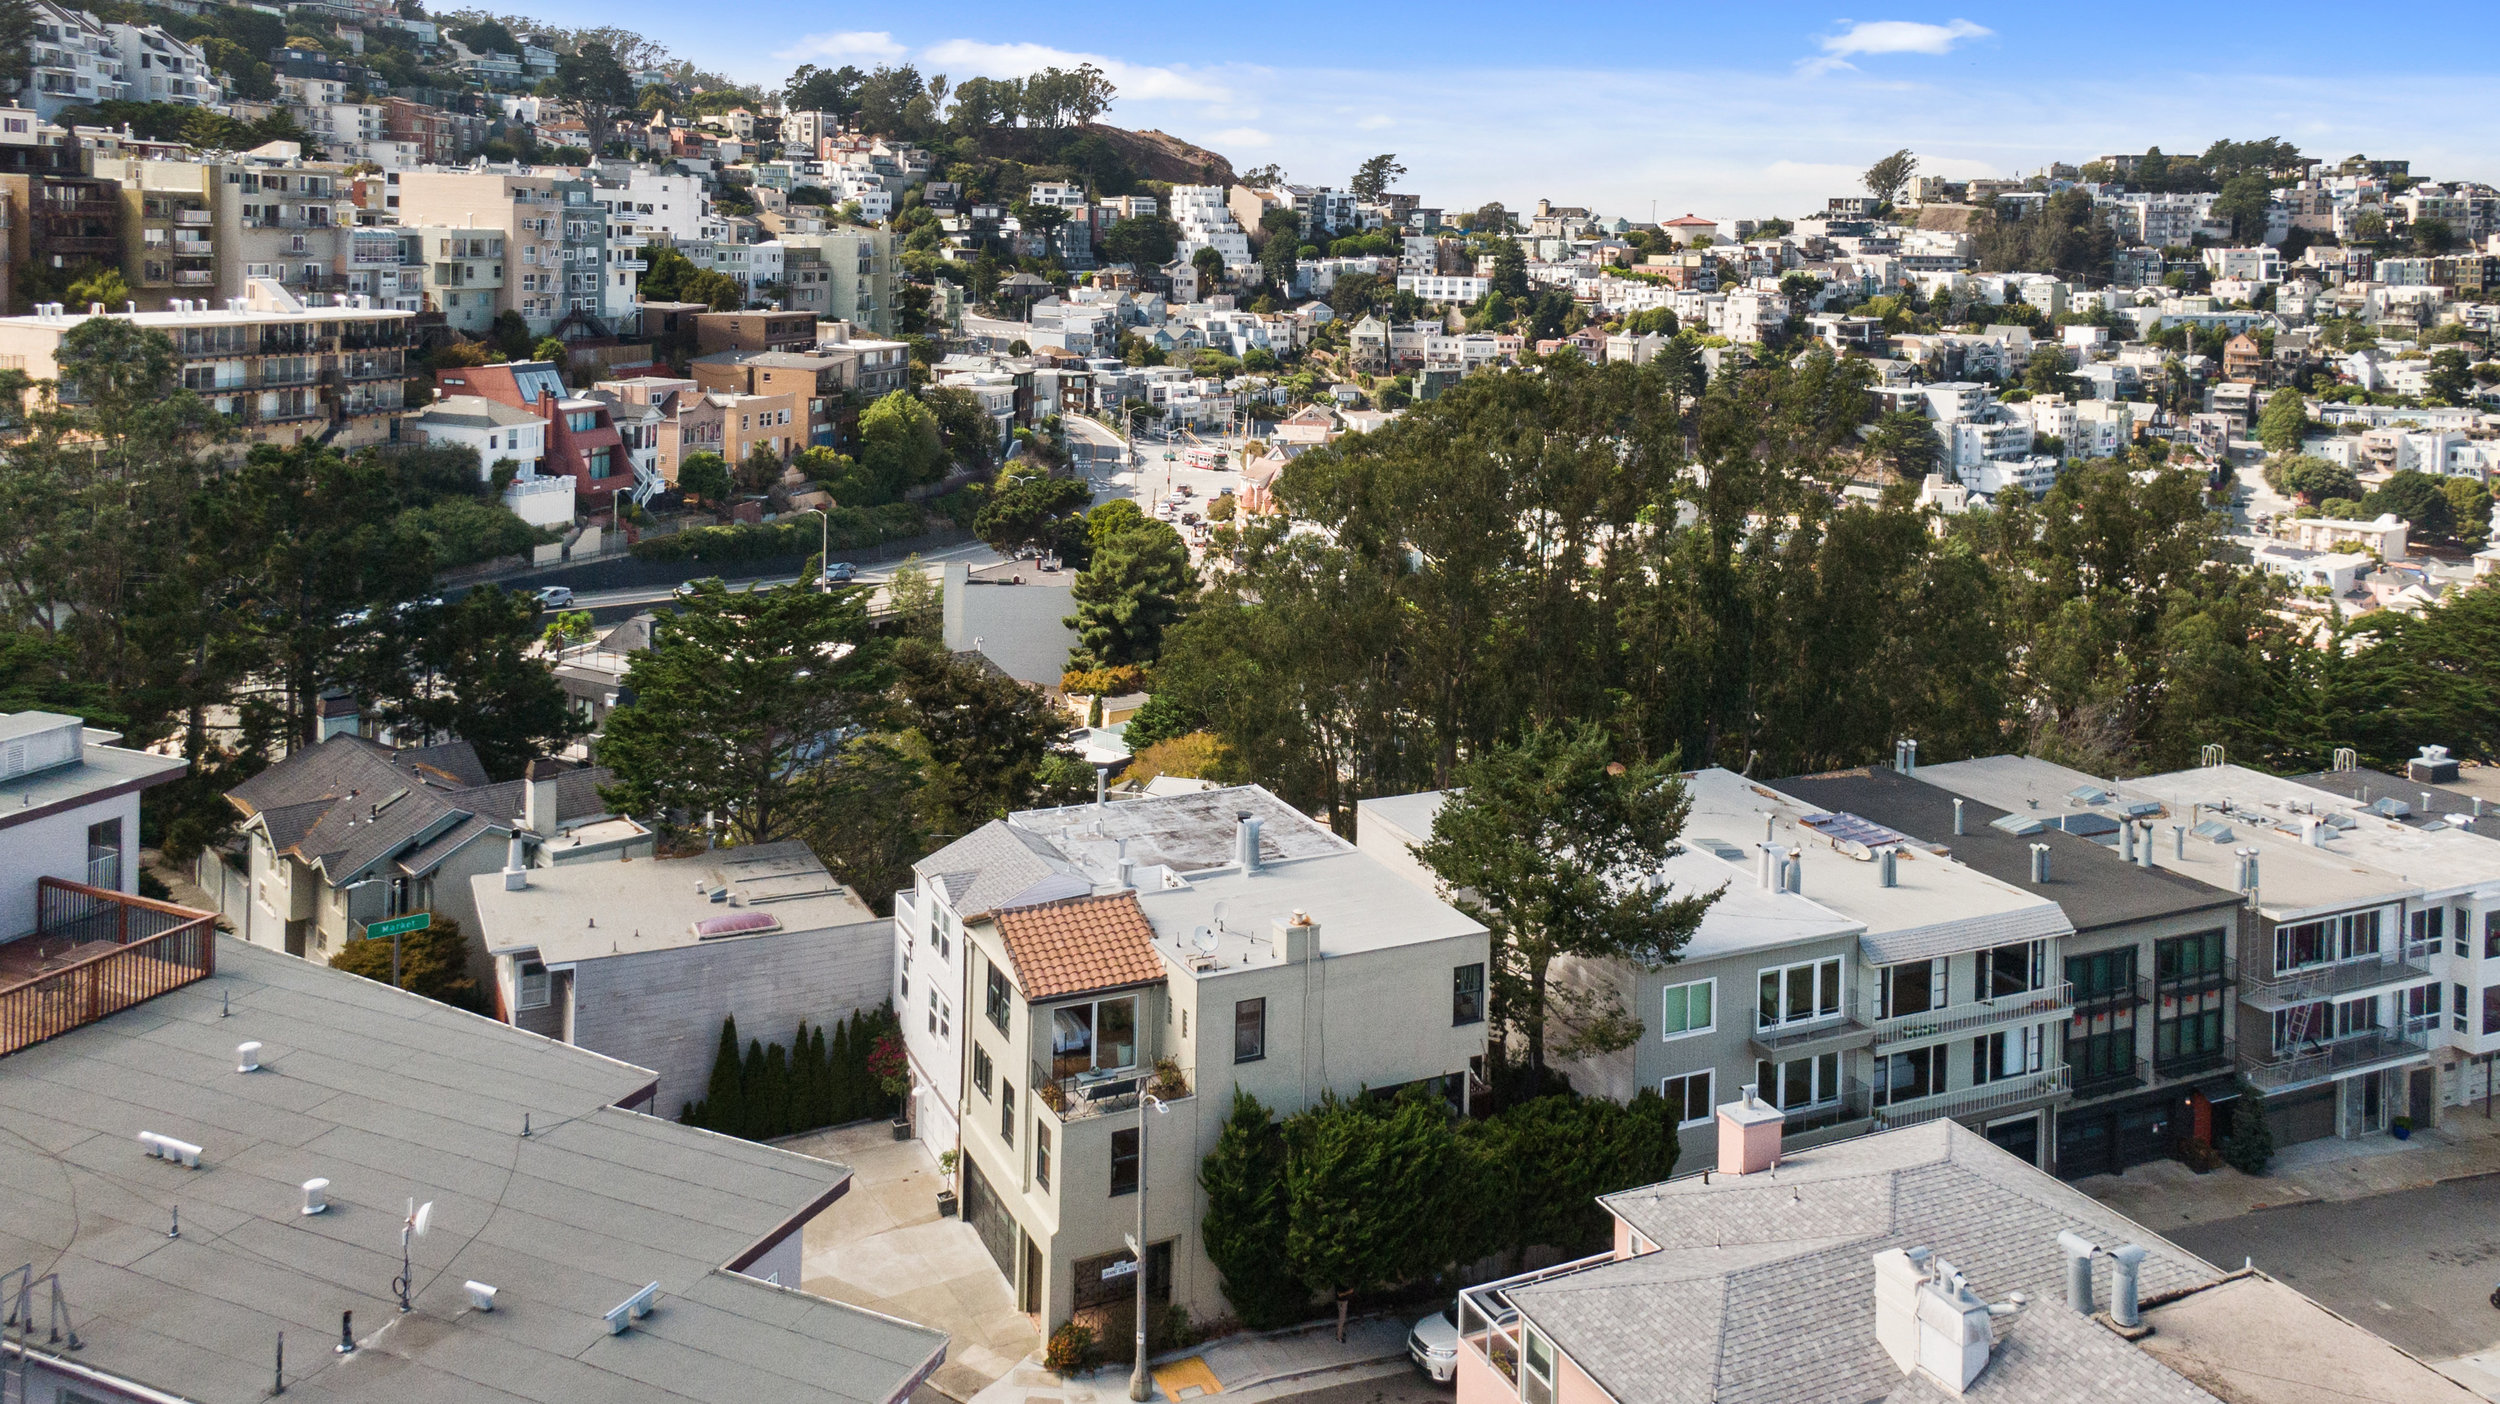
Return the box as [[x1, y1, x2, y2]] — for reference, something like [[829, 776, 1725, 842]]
[[9, 2, 2500, 1403]]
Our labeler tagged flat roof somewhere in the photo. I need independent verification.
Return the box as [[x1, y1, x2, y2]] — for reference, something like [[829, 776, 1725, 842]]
[[1775, 765, 2242, 935], [1012, 784, 1349, 883], [1134, 849, 1483, 977], [1916, 755, 2411, 921], [2286, 765, 2500, 841], [0, 722, 187, 839], [0, 939, 946, 1404], [472, 841, 877, 962], [1679, 768, 2072, 962], [2136, 1272, 2478, 1404]]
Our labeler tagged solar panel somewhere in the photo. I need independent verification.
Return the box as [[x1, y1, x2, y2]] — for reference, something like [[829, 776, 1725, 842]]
[[692, 910, 781, 939], [2058, 812, 2120, 839], [1799, 811, 1917, 853]]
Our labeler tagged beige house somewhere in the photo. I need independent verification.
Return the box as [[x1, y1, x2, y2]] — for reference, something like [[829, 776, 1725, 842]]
[[903, 786, 1491, 1330]]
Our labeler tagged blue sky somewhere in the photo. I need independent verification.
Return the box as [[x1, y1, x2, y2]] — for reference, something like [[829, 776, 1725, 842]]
[[519, 3, 2500, 220]]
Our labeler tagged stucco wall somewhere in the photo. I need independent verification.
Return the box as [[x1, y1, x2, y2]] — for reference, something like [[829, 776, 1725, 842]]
[[0, 791, 139, 938]]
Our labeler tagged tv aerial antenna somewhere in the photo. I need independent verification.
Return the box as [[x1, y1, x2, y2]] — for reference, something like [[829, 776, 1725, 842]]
[[392, 1199, 434, 1313]]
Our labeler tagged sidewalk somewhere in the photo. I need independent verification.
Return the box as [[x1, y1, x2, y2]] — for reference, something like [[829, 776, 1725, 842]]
[[2079, 1102, 2500, 1230], [968, 1315, 1413, 1404]]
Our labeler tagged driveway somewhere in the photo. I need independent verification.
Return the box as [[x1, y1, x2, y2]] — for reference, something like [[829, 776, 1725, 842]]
[[788, 1123, 1037, 1400]]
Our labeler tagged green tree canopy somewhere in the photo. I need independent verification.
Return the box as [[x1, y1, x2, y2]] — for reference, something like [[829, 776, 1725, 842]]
[[2257, 387, 2309, 454], [1067, 510, 1191, 668], [351, 585, 582, 780]]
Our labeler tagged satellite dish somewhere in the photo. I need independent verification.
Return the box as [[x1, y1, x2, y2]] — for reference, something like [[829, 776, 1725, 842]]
[[1192, 925, 1218, 955], [409, 1201, 434, 1237], [1211, 900, 1229, 932]]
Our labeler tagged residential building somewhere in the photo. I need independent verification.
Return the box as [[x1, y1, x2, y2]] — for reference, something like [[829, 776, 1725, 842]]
[[91, 154, 214, 307], [0, 136, 122, 287], [697, 308, 817, 355], [0, 710, 186, 940], [1170, 183, 1251, 270], [394, 168, 607, 333], [1396, 272, 1490, 303], [401, 224, 506, 333], [1451, 1112, 2476, 1404], [19, 0, 126, 120], [400, 393, 573, 526], [204, 738, 648, 987], [2286, 512, 2409, 558], [0, 936, 949, 1404], [1779, 764, 2247, 1178], [106, 22, 214, 105], [693, 347, 862, 451], [0, 280, 412, 449], [471, 840, 891, 1117], [434, 359, 640, 506], [899, 785, 1490, 1328]]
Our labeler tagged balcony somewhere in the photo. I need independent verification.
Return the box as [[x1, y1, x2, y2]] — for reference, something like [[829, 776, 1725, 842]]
[[2242, 956, 2430, 1011], [2153, 1036, 2239, 1082], [1780, 1080, 1874, 1136], [1870, 1064, 2071, 1132], [2245, 1027, 2428, 1094], [1749, 1014, 1875, 1060], [174, 208, 211, 227], [1036, 1062, 1192, 1122], [2, 878, 218, 1057], [1870, 981, 2073, 1050], [1457, 1251, 1618, 1386], [174, 270, 213, 286]]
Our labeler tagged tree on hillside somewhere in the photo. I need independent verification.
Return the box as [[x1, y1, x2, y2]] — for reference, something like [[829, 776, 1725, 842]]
[[1067, 511, 1192, 668], [1414, 723, 1717, 1090], [551, 40, 634, 153], [1863, 148, 1917, 206], [0, 0, 36, 95], [888, 635, 1082, 835], [975, 464, 1091, 559], [330, 913, 479, 1010], [599, 580, 888, 844], [676, 450, 732, 506], [856, 389, 946, 500], [352, 585, 582, 779], [2363, 469, 2455, 542], [1099, 214, 1180, 269], [2258, 387, 2309, 454], [1349, 153, 1406, 203]]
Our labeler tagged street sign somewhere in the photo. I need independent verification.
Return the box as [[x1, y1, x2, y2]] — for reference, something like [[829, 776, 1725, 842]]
[[1100, 1259, 1138, 1281], [365, 912, 431, 941]]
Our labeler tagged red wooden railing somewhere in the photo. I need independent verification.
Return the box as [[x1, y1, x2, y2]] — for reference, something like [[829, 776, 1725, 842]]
[[0, 878, 217, 1056]]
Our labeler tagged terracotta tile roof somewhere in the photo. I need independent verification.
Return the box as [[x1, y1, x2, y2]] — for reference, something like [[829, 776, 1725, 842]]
[[994, 892, 1167, 1002]]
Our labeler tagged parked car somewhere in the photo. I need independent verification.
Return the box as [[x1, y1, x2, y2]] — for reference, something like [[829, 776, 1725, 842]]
[[534, 585, 575, 608], [821, 561, 857, 583], [1409, 1302, 1460, 1382], [672, 577, 721, 601]]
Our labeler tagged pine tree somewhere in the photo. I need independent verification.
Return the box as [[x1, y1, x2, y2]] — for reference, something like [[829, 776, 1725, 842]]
[[741, 1039, 767, 1139], [1200, 1089, 1308, 1328], [703, 1017, 744, 1136], [831, 1015, 857, 1124], [762, 1041, 791, 1139], [809, 1022, 833, 1128]]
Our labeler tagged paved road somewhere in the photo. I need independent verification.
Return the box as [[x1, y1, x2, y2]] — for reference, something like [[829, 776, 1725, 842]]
[[1248, 1361, 1447, 1404], [2167, 1174, 2500, 1363], [549, 537, 1005, 617]]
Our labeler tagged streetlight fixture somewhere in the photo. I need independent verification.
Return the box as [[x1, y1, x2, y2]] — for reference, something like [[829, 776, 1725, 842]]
[[1127, 1091, 1170, 1403], [789, 506, 832, 585]]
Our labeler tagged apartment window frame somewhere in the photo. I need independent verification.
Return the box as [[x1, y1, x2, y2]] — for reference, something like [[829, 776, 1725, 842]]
[[1876, 958, 1945, 1020], [515, 958, 549, 1010], [1000, 1079, 1015, 1146], [973, 1045, 994, 1101], [85, 816, 123, 891], [2276, 909, 2384, 973], [1975, 1025, 2047, 1085], [1658, 978, 1715, 1040], [1756, 1050, 1843, 1112], [1521, 1327, 1555, 1404], [1453, 962, 1486, 1026], [1872, 1044, 1942, 1108], [1110, 1125, 1139, 1197], [1035, 1122, 1051, 1190], [1051, 994, 1139, 1083], [986, 960, 1012, 1033], [1758, 957, 1843, 1029], [927, 985, 950, 1040], [1233, 997, 1266, 1063], [1659, 1068, 1714, 1127], [1976, 940, 2046, 1000]]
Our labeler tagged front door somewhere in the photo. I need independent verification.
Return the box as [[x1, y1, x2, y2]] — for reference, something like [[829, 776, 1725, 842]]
[[2410, 1068, 2436, 1127]]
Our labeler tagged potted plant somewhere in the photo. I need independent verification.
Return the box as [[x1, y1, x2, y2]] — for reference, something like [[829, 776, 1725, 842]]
[[936, 1149, 959, 1217], [2391, 1114, 2414, 1141], [868, 1032, 912, 1140]]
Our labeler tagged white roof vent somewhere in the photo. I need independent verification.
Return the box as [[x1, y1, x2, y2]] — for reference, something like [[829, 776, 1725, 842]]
[[603, 1282, 659, 1334], [237, 1041, 262, 1072], [302, 1177, 330, 1215], [464, 1280, 498, 1312], [138, 1131, 202, 1168]]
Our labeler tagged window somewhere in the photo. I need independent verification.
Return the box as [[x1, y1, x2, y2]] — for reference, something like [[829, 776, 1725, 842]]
[[1051, 996, 1138, 1082], [1976, 941, 2044, 999], [586, 447, 615, 479], [2272, 995, 2380, 1052], [2486, 911, 2500, 961], [1453, 963, 1485, 1025], [1522, 1327, 1555, 1404], [1660, 1069, 1714, 1126], [1036, 1123, 1051, 1189], [2067, 948, 2136, 1002], [1234, 997, 1266, 1063], [2402, 982, 2443, 1031], [566, 409, 598, 432], [2155, 930, 2227, 983], [85, 817, 123, 891], [930, 903, 952, 960], [1756, 1051, 1842, 1111], [1110, 1126, 1139, 1196], [1873, 1045, 1940, 1107], [927, 986, 950, 1039], [986, 961, 1012, 1033], [1877, 959, 1943, 1019], [973, 1045, 994, 1100], [2276, 910, 2383, 971], [1000, 1080, 1014, 1146], [1976, 1026, 2046, 1084], [1659, 979, 1714, 1039], [516, 958, 549, 1010], [2408, 908, 2447, 957], [1758, 958, 1842, 1028]]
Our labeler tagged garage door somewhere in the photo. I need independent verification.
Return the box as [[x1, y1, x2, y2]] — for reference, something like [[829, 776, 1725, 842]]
[[2264, 1085, 2339, 1146]]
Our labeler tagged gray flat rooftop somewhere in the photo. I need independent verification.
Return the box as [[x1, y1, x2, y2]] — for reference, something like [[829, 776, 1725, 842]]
[[2286, 765, 2500, 841], [1680, 768, 2072, 963], [1013, 784, 1349, 882], [1134, 849, 1483, 978], [472, 840, 878, 962], [1775, 765, 2242, 937], [0, 939, 945, 1404], [0, 721, 187, 844]]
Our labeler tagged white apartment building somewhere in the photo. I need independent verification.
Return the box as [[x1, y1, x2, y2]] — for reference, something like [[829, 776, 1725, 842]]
[[21, 0, 124, 120], [1170, 184, 1251, 270], [2201, 245, 2283, 284], [107, 23, 215, 106], [1028, 181, 1087, 210], [1396, 272, 1488, 303], [594, 168, 713, 243], [1709, 289, 1787, 345], [0, 711, 185, 938]]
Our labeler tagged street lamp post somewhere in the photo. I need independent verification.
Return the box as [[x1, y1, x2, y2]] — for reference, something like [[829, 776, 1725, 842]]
[[1128, 1091, 1169, 1403], [793, 506, 831, 582]]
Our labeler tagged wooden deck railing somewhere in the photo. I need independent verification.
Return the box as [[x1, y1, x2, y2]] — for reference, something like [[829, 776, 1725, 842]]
[[0, 878, 217, 1057]]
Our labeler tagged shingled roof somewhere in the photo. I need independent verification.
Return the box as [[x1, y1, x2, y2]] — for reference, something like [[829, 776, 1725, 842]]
[[993, 891, 1167, 1001]]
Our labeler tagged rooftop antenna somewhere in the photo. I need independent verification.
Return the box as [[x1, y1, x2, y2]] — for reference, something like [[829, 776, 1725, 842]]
[[392, 1200, 433, 1313], [1210, 900, 1229, 933], [221, 988, 230, 1018]]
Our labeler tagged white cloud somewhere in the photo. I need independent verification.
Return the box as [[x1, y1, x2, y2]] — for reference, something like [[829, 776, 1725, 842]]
[[1355, 113, 1396, 130], [917, 38, 1230, 104], [775, 30, 906, 63], [1800, 18, 1991, 75], [1210, 127, 1274, 149]]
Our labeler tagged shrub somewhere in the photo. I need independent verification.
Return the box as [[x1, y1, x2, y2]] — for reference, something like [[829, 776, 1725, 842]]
[[398, 498, 547, 567], [1043, 1321, 1100, 1375], [677, 1004, 903, 1139], [329, 914, 479, 1011], [2219, 1083, 2274, 1175], [629, 504, 926, 561]]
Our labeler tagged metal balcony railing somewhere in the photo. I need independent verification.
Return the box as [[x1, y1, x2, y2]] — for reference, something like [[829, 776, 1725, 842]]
[[2070, 1056, 2149, 1100], [1779, 1080, 1874, 1135], [2153, 1038, 2237, 1081], [1034, 1063, 1192, 1122], [1871, 1065, 2072, 1131], [1870, 981, 2073, 1048], [174, 208, 211, 226], [2245, 1027, 2428, 1094], [2242, 957, 2429, 1011]]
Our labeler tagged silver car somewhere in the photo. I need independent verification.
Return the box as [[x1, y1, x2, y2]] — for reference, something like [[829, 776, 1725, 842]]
[[1408, 1302, 1460, 1383]]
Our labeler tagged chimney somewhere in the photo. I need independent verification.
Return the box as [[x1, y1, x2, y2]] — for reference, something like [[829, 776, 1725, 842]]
[[1276, 912, 1314, 964], [2028, 843, 2050, 884], [1913, 1259, 1993, 1395], [1715, 1083, 1784, 1175], [503, 831, 528, 891], [1952, 798, 1965, 836], [1879, 847, 1898, 888], [1873, 1247, 1933, 1374], [2057, 1231, 2098, 1314], [2109, 1244, 2148, 1328], [1235, 812, 1263, 872], [524, 758, 562, 834]]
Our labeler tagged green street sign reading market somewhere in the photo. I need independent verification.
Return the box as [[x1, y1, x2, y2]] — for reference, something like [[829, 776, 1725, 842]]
[[365, 912, 432, 940]]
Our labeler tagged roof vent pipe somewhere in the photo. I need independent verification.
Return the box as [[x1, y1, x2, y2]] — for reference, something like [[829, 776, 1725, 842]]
[[1879, 847, 1898, 887], [302, 1178, 330, 1215], [2173, 823, 2186, 859], [1904, 739, 1917, 774], [237, 1041, 262, 1072], [2028, 843, 2050, 885], [2136, 823, 2155, 870], [1758, 842, 1778, 891], [1236, 813, 1263, 872], [2109, 1244, 2148, 1328], [2119, 820, 2136, 864], [1952, 798, 1964, 836], [2056, 1231, 2098, 1314], [503, 832, 528, 890], [1784, 848, 1802, 895]]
